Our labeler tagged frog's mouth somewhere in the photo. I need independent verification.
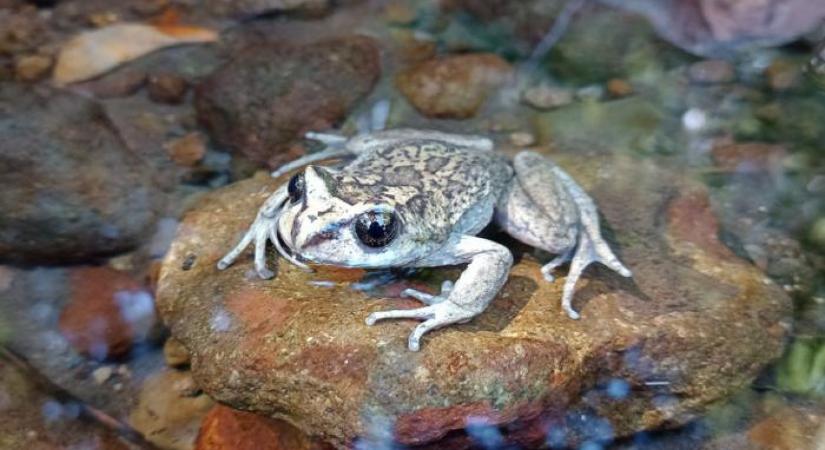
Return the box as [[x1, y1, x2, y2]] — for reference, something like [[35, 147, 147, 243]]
[[273, 228, 312, 270]]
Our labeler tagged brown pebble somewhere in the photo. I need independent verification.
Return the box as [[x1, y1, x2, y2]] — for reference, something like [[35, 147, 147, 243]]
[[163, 337, 191, 368], [15, 54, 52, 82], [165, 132, 206, 167], [711, 141, 786, 173], [606, 78, 633, 97], [148, 72, 189, 104]]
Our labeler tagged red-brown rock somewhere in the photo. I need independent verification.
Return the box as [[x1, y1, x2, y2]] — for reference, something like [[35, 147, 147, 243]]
[[711, 141, 787, 174], [195, 405, 332, 450], [58, 266, 156, 360], [157, 153, 791, 448]]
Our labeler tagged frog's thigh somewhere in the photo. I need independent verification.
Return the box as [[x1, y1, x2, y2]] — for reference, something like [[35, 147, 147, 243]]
[[495, 177, 577, 255]]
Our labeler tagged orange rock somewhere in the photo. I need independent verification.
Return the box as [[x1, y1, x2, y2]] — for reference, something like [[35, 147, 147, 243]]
[[606, 78, 633, 98], [747, 405, 824, 450], [396, 53, 513, 119], [58, 266, 155, 359], [195, 405, 331, 450]]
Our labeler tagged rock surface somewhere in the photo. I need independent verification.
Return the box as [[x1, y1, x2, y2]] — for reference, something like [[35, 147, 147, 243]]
[[0, 85, 161, 264], [396, 53, 512, 119], [157, 152, 791, 448], [196, 404, 332, 450], [195, 36, 380, 167]]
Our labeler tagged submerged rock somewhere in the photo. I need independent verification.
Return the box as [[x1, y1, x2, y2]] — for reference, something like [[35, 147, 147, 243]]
[[396, 53, 513, 119], [195, 36, 380, 167], [157, 153, 791, 448], [0, 85, 161, 264]]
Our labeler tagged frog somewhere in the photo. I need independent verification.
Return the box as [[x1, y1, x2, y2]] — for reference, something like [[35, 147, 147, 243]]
[[217, 126, 631, 351]]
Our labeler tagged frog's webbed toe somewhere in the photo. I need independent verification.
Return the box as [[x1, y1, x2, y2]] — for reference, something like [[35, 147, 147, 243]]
[[401, 280, 453, 305], [365, 298, 476, 352]]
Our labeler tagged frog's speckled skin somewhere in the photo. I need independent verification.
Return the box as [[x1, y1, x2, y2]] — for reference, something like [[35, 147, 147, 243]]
[[218, 128, 631, 351]]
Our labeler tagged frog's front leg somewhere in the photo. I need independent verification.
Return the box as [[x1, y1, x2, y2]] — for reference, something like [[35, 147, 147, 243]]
[[496, 151, 632, 319], [366, 236, 513, 351]]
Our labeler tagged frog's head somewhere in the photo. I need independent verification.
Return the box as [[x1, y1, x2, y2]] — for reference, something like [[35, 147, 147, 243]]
[[277, 166, 417, 268]]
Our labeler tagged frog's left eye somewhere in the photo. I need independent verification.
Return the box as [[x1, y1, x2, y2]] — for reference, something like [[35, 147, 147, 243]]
[[287, 172, 304, 203], [354, 210, 399, 248]]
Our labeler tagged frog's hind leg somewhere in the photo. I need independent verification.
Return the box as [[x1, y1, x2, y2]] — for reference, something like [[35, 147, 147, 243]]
[[496, 151, 631, 319]]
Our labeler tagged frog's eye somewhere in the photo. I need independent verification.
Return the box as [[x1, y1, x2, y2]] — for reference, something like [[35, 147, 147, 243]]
[[354, 210, 398, 248], [287, 172, 305, 203]]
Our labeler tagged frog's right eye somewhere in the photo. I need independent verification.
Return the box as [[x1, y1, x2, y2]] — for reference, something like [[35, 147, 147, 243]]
[[288, 172, 305, 203]]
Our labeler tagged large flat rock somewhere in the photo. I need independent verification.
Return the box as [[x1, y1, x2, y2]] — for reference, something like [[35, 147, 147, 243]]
[[157, 152, 791, 449]]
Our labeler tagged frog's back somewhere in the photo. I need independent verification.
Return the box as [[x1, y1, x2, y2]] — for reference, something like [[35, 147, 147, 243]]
[[334, 139, 512, 240]]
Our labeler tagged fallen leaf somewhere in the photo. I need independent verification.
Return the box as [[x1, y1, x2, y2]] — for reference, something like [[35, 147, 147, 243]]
[[53, 23, 218, 86]]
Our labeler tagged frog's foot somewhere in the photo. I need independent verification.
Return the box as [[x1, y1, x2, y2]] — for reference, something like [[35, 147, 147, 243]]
[[216, 184, 310, 277], [401, 280, 453, 305], [561, 232, 632, 320], [540, 248, 575, 282], [365, 297, 475, 352]]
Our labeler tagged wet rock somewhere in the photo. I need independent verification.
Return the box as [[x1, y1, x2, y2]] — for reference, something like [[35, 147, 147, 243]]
[[0, 361, 130, 450], [148, 72, 189, 104], [687, 59, 736, 84], [165, 132, 207, 167], [711, 141, 787, 174], [58, 266, 156, 360], [396, 53, 512, 119], [0, 85, 161, 264], [157, 152, 791, 449], [521, 83, 574, 110], [14, 53, 52, 81], [129, 368, 214, 450], [601, 0, 825, 57], [196, 36, 380, 167], [195, 404, 332, 450]]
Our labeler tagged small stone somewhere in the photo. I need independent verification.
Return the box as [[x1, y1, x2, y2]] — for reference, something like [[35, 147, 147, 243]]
[[606, 78, 633, 98], [14, 54, 52, 82], [764, 59, 802, 91], [92, 366, 113, 385], [509, 131, 535, 147], [521, 84, 573, 110], [195, 405, 329, 450], [688, 59, 736, 84], [147, 72, 189, 104], [396, 53, 512, 119], [129, 369, 214, 450], [165, 132, 206, 167], [57, 266, 156, 360], [163, 337, 191, 368]]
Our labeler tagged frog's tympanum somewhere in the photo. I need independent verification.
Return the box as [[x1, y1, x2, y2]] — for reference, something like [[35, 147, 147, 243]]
[[218, 128, 631, 351]]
